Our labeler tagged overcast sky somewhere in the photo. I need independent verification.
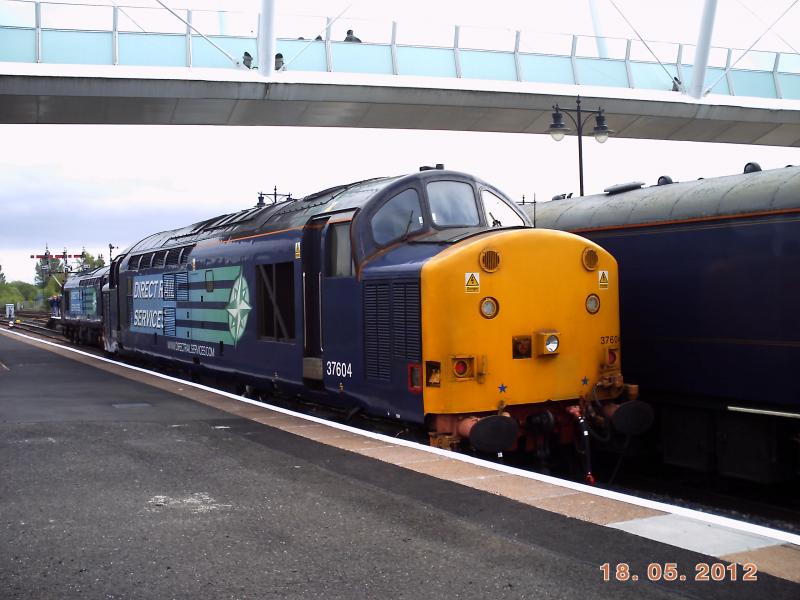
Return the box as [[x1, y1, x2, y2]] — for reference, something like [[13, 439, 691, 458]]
[[1, 0, 799, 283]]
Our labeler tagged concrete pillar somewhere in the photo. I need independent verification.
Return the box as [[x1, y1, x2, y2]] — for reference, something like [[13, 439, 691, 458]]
[[258, 0, 276, 76]]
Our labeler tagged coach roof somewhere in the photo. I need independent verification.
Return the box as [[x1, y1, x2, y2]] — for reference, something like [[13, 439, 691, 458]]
[[530, 166, 800, 232]]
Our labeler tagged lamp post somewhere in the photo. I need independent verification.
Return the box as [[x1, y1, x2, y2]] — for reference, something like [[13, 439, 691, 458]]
[[546, 96, 613, 196]]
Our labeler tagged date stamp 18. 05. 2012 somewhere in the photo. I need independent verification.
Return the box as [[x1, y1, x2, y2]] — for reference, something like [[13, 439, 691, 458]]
[[601, 562, 757, 583]]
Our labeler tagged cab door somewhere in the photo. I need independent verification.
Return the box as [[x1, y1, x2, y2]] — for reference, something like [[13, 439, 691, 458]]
[[103, 256, 123, 352], [301, 216, 330, 382], [318, 213, 359, 393]]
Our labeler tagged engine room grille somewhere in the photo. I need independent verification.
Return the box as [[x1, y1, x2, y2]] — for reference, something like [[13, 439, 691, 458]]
[[175, 272, 189, 301], [392, 282, 421, 361], [162, 274, 176, 301], [163, 308, 176, 337], [364, 280, 421, 382], [364, 283, 391, 381]]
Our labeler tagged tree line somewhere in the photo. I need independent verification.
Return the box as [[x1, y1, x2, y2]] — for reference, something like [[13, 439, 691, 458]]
[[0, 253, 105, 308]]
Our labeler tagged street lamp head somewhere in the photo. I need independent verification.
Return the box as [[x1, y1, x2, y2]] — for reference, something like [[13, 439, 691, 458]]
[[594, 130, 609, 144], [592, 110, 614, 144], [547, 106, 570, 141]]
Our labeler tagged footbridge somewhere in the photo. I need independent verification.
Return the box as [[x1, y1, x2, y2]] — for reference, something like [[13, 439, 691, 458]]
[[1, 0, 799, 145]]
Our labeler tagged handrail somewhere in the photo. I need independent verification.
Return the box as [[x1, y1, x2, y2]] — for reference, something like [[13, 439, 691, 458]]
[[153, 0, 238, 66], [1, 0, 799, 81], [0, 0, 795, 66]]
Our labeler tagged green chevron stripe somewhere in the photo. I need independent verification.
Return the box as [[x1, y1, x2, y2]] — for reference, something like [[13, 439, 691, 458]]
[[176, 327, 235, 345]]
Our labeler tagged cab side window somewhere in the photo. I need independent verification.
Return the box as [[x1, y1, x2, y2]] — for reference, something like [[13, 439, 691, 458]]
[[371, 188, 424, 246], [327, 222, 355, 277], [481, 189, 526, 227]]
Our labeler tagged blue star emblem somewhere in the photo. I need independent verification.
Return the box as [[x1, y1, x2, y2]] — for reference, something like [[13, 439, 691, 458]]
[[498, 383, 507, 393], [581, 376, 589, 386]]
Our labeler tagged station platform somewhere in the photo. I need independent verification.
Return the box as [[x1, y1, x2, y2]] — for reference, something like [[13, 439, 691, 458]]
[[1, 330, 798, 599]]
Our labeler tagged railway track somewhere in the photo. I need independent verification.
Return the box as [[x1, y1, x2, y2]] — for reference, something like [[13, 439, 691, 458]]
[[8, 312, 66, 342], [14, 310, 54, 324], [5, 324, 799, 535]]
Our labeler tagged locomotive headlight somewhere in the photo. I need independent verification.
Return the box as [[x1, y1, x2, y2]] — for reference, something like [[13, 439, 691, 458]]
[[479, 297, 499, 319], [586, 294, 600, 314], [535, 331, 561, 356], [545, 335, 559, 353]]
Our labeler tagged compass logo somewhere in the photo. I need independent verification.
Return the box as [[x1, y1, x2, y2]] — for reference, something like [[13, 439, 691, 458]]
[[226, 272, 251, 344]]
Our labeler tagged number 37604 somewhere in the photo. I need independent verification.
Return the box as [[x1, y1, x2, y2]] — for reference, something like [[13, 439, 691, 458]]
[[326, 361, 353, 378]]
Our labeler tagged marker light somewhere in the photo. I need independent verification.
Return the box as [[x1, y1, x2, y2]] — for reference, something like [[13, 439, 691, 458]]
[[451, 356, 475, 379], [606, 349, 618, 366], [545, 335, 559, 353], [586, 294, 600, 314], [454, 359, 469, 377], [480, 297, 499, 319], [512, 336, 532, 359]]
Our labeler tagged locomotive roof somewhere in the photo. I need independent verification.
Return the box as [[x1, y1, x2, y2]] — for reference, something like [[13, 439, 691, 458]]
[[124, 175, 405, 255], [529, 166, 800, 231], [123, 169, 515, 256], [63, 265, 110, 289]]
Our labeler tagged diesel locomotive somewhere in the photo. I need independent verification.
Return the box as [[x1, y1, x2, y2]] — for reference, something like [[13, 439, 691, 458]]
[[75, 168, 643, 467], [528, 165, 800, 482], [62, 265, 109, 345]]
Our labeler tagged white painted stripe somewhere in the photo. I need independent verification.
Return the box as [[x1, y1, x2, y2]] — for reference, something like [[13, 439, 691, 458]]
[[609, 514, 780, 556], [0, 361, 9, 371], [728, 405, 800, 419], [4, 328, 800, 547]]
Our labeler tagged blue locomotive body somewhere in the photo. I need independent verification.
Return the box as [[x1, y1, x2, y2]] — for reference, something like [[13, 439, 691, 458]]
[[529, 166, 800, 481], [62, 265, 109, 344], [104, 170, 530, 427]]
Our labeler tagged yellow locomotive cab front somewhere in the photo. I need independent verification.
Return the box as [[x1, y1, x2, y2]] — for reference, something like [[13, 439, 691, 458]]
[[421, 228, 631, 456]]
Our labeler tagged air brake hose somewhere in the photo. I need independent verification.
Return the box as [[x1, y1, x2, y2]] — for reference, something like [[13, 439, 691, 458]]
[[576, 415, 596, 485], [587, 388, 612, 442]]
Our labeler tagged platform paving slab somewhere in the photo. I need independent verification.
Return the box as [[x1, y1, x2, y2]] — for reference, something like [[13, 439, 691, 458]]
[[610, 514, 782, 556], [721, 544, 800, 584]]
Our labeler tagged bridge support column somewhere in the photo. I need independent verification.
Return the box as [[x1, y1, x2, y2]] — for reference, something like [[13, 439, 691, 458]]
[[690, 0, 718, 98], [258, 0, 276, 76]]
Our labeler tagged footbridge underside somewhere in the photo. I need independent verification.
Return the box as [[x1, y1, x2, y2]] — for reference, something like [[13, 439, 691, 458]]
[[2, 65, 799, 146]]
